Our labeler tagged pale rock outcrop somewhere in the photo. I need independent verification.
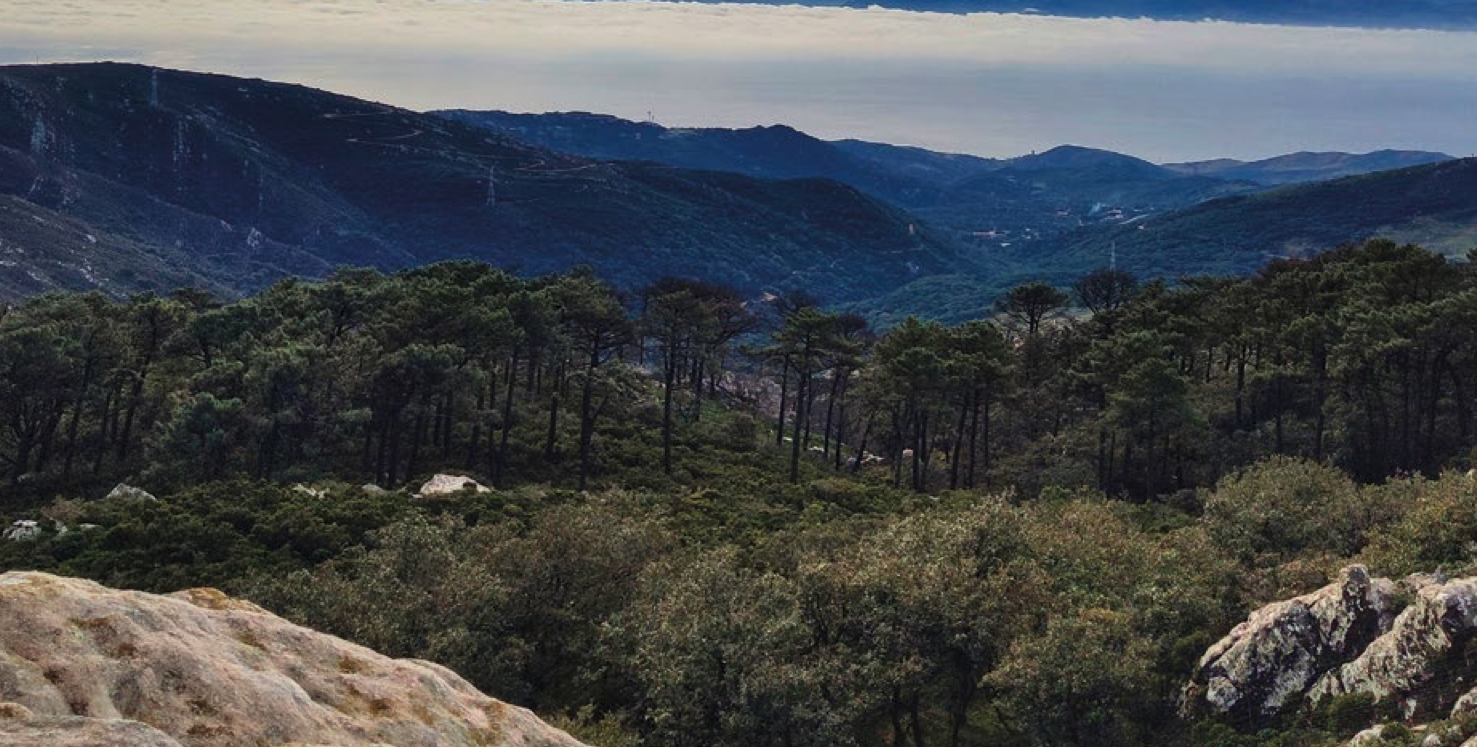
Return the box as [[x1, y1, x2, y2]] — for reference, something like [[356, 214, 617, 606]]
[[415, 474, 491, 499], [292, 484, 328, 499], [1191, 565, 1477, 737], [1184, 566, 1397, 722], [1450, 685, 1477, 719], [0, 571, 588, 747], [1348, 725, 1386, 746], [1310, 577, 1477, 719], [1, 521, 40, 542], [105, 484, 157, 502]]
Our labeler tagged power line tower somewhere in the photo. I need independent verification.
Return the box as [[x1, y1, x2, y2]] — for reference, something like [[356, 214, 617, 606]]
[[485, 164, 497, 207], [150, 69, 160, 108]]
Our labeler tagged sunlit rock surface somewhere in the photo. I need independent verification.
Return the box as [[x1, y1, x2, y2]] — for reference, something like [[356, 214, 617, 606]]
[[0, 572, 587, 747]]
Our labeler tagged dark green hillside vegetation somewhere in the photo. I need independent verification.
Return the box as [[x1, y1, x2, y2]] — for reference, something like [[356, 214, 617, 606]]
[[443, 112, 1265, 254], [1033, 158, 1477, 286], [436, 111, 961, 207], [879, 157, 1477, 322], [0, 63, 960, 303], [8, 241, 1477, 746], [6, 64, 1474, 325]]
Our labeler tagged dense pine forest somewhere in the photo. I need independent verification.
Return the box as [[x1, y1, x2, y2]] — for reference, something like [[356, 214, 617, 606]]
[[6, 238, 1477, 747]]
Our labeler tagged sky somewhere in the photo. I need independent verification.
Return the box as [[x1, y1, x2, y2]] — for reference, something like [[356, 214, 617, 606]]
[[2, 0, 1476, 162]]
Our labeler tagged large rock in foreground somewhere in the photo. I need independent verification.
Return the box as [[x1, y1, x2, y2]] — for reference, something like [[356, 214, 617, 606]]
[[1183, 566, 1397, 723], [1186, 565, 1477, 733], [1311, 575, 1477, 719], [0, 572, 587, 747]]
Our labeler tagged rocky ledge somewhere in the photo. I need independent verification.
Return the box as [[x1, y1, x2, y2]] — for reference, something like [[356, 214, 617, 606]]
[[0, 571, 588, 747], [1185, 565, 1477, 736]]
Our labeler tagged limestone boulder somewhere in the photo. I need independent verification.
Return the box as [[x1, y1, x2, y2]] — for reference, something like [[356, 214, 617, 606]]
[[105, 484, 157, 502], [0, 572, 587, 747], [1182, 565, 1397, 722], [1310, 577, 1477, 719], [415, 474, 491, 499], [1, 521, 40, 542]]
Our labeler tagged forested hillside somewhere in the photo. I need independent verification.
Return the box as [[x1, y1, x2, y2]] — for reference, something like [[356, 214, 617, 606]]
[[857, 157, 1477, 323], [1034, 158, 1477, 283], [6, 240, 1477, 746], [440, 113, 1258, 249], [5, 63, 1471, 325], [0, 63, 958, 303]]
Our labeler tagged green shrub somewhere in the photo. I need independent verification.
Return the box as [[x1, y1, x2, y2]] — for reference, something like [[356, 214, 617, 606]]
[[1317, 692, 1378, 737], [1204, 458, 1382, 563]]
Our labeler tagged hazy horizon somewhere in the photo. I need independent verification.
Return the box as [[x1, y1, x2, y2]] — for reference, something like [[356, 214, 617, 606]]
[[4, 0, 1477, 162]]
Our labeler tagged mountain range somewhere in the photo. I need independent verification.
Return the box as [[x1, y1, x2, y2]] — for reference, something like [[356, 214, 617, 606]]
[[850, 156, 1477, 323], [3, 63, 1475, 322], [441, 111, 1253, 247], [0, 63, 963, 303], [439, 110, 1453, 255]]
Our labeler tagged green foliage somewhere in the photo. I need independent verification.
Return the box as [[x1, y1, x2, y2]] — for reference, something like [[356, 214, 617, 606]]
[[9, 243, 1477, 747], [0, 480, 409, 592], [1316, 693, 1379, 738], [1203, 457, 1372, 563], [1359, 474, 1477, 576]]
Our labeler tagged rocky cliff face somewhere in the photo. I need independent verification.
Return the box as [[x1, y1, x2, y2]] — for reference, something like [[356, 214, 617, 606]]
[[1186, 565, 1477, 733], [0, 572, 589, 747]]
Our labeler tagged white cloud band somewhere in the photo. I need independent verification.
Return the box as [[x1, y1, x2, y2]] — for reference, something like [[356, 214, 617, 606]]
[[3, 0, 1476, 160]]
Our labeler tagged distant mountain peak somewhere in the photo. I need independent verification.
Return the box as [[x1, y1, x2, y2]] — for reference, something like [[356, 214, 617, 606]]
[[1008, 145, 1161, 173]]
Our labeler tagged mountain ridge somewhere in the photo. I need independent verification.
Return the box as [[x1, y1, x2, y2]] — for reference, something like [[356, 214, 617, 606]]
[[1019, 156, 1477, 283], [1165, 149, 1455, 186], [0, 63, 965, 303], [436, 110, 1266, 248]]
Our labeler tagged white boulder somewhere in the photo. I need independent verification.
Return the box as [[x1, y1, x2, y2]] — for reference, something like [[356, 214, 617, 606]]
[[104, 484, 156, 502], [415, 474, 491, 498], [2, 521, 41, 541]]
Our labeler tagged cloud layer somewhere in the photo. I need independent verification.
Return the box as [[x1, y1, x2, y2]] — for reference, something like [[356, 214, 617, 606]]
[[3, 0, 1476, 160]]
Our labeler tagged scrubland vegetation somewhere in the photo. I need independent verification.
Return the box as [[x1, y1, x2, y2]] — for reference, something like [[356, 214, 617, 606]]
[[5, 239, 1477, 746]]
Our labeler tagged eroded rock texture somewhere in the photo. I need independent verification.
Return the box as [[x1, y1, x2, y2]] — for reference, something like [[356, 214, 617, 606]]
[[1184, 566, 1397, 722], [0, 572, 587, 747], [1188, 565, 1477, 734]]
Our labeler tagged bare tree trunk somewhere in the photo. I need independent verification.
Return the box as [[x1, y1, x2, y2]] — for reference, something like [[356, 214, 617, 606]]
[[495, 350, 519, 487], [789, 368, 808, 483], [949, 391, 969, 490], [578, 342, 599, 491], [775, 355, 790, 446]]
